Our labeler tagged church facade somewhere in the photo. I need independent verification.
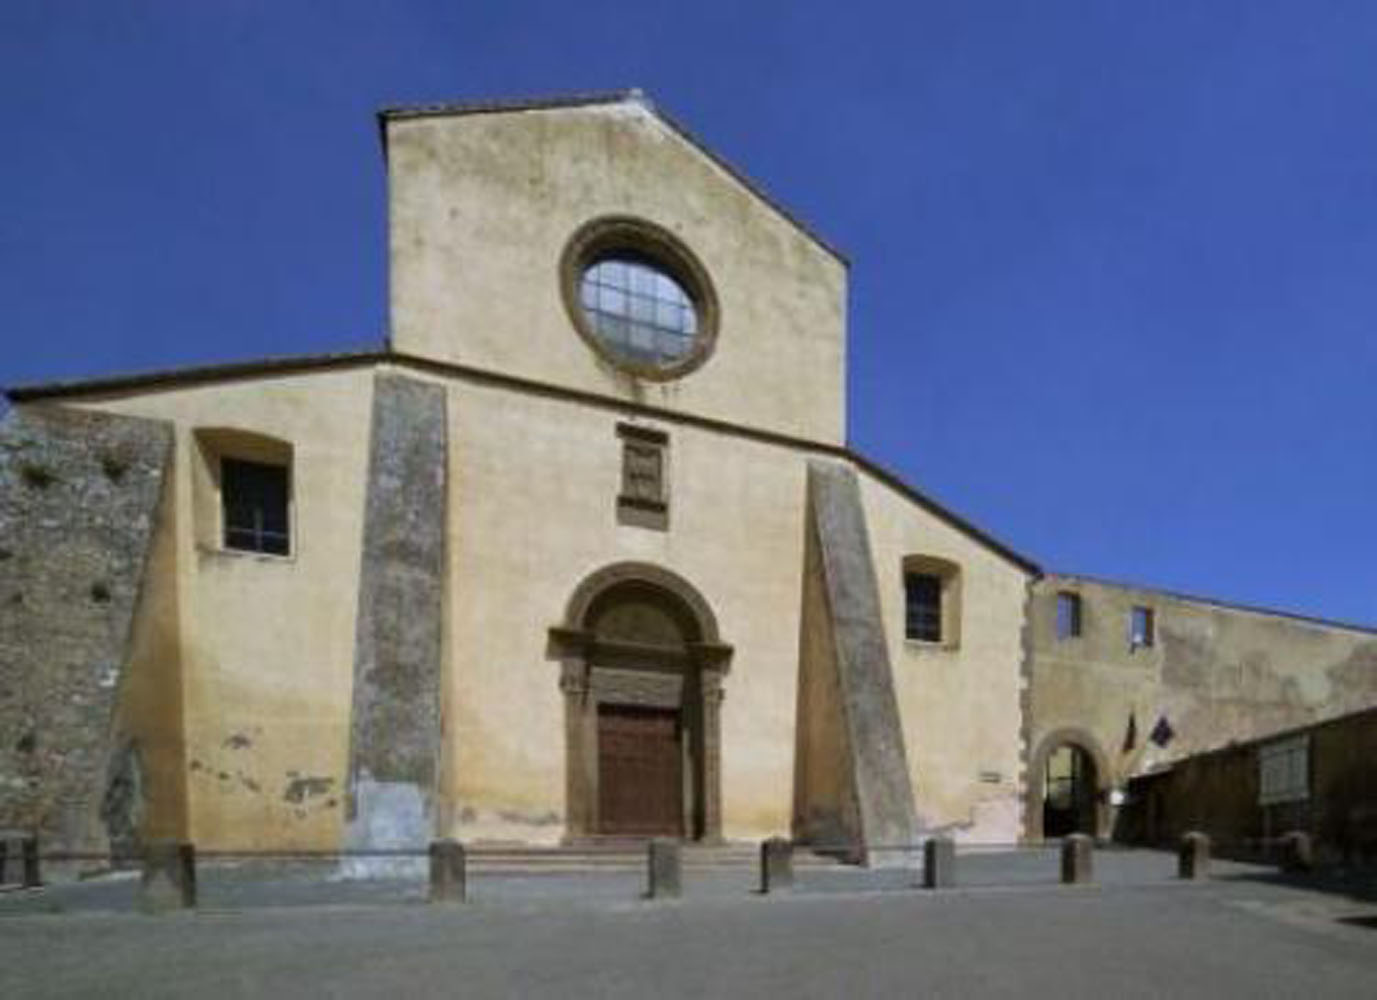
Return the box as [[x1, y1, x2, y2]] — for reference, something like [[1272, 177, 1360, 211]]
[[2, 93, 1372, 864]]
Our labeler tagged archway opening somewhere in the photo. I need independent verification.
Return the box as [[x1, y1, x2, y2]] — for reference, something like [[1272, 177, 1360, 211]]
[[551, 563, 732, 843], [1042, 744, 1098, 838], [587, 581, 702, 838]]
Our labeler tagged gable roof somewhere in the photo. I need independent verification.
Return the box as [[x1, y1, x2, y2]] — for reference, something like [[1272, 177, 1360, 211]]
[[377, 89, 849, 267]]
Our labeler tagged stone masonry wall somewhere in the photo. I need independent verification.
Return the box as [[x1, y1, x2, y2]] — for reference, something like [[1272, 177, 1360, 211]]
[[0, 404, 173, 854]]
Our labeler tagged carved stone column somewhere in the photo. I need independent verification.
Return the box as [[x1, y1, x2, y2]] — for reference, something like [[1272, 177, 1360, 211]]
[[700, 669, 726, 843], [558, 655, 591, 839]]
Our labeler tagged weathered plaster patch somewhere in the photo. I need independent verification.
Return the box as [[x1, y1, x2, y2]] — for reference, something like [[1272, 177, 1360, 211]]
[[339, 776, 428, 880], [496, 808, 562, 827], [283, 776, 334, 804]]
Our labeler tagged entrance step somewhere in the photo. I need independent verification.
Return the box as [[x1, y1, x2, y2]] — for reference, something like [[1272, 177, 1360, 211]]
[[462, 842, 847, 874]]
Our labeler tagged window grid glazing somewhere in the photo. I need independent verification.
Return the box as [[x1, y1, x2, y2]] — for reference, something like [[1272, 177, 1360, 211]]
[[580, 257, 699, 367]]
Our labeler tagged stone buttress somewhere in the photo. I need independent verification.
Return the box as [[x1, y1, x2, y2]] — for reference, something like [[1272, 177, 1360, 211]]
[[793, 460, 919, 865]]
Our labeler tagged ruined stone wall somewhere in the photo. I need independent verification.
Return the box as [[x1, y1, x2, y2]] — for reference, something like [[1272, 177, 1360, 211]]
[[0, 405, 174, 854], [1027, 575, 1377, 839]]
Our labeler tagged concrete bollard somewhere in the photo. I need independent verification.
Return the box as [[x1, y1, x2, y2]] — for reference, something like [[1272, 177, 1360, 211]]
[[21, 837, 40, 889], [923, 836, 955, 889], [646, 838, 682, 899], [1061, 834, 1094, 884], [0, 836, 36, 887], [140, 841, 196, 912], [1178, 832, 1210, 880], [759, 837, 794, 894], [1279, 831, 1314, 873], [429, 839, 467, 903]]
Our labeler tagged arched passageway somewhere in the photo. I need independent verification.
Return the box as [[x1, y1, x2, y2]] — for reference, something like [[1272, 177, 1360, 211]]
[[1025, 729, 1110, 841], [1042, 743, 1098, 838]]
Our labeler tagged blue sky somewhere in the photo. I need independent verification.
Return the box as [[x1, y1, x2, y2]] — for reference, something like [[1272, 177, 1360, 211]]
[[3, 1, 1375, 624]]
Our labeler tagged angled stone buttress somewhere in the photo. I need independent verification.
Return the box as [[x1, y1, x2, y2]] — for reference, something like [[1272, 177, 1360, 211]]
[[344, 373, 447, 871], [793, 460, 919, 866]]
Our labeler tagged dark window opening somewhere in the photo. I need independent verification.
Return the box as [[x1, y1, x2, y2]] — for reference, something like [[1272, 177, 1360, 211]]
[[1056, 592, 1082, 639], [222, 458, 290, 556], [1130, 606, 1155, 648], [905, 573, 943, 642]]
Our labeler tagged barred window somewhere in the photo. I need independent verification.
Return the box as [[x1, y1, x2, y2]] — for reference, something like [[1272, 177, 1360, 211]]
[[222, 458, 290, 556], [904, 573, 943, 643]]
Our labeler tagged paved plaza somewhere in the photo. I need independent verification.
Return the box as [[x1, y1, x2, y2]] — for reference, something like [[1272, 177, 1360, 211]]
[[1, 849, 1375, 998]]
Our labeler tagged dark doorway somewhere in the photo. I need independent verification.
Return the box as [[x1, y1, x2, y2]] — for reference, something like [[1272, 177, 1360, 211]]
[[597, 705, 684, 836], [1043, 744, 1098, 838]]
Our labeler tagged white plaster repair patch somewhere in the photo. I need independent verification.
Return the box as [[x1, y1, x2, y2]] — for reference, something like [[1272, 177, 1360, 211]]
[[337, 776, 429, 880]]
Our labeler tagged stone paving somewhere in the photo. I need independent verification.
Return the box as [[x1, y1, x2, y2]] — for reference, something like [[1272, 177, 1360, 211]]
[[1, 848, 1375, 997]]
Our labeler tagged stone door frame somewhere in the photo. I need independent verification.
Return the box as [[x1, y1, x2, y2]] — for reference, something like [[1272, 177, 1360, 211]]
[[549, 562, 733, 842]]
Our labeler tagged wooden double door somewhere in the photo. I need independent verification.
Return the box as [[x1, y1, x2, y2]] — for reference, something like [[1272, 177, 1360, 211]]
[[597, 704, 684, 837]]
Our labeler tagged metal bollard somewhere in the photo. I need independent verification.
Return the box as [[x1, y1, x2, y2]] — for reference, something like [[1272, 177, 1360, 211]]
[[1279, 831, 1313, 873], [646, 838, 682, 899], [760, 837, 794, 894], [923, 836, 955, 889], [1061, 834, 1094, 884], [140, 841, 196, 912], [1178, 832, 1210, 880], [429, 839, 467, 903]]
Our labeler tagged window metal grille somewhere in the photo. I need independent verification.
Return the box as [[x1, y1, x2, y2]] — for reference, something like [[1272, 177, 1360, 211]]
[[222, 458, 290, 556], [905, 573, 943, 642], [580, 257, 699, 367]]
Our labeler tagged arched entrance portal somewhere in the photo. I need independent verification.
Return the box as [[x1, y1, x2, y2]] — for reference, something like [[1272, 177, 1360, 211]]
[[1026, 729, 1110, 841], [549, 563, 733, 841], [1042, 744, 1098, 838]]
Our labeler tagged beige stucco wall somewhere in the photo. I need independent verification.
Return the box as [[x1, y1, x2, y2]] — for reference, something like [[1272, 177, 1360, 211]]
[[859, 473, 1031, 844], [71, 369, 375, 850], [386, 100, 847, 445], [429, 368, 811, 843], [57, 358, 1035, 850], [1028, 575, 1377, 835], [111, 461, 188, 842]]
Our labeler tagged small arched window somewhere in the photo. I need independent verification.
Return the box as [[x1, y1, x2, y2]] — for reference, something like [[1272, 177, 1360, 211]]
[[902, 555, 962, 648], [193, 428, 294, 558]]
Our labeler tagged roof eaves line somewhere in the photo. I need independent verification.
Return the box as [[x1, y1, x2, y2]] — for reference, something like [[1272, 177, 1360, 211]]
[[5, 348, 1033, 575], [4, 350, 385, 402], [1048, 570, 1377, 637], [845, 450, 1042, 578]]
